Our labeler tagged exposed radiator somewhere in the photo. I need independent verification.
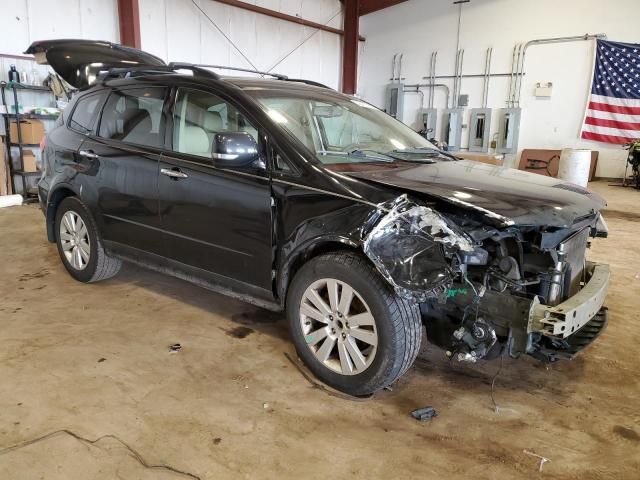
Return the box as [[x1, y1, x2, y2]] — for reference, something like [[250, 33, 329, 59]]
[[561, 227, 590, 297]]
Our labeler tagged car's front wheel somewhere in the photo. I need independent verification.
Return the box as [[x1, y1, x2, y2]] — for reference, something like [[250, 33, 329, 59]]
[[286, 251, 422, 396], [55, 196, 122, 283]]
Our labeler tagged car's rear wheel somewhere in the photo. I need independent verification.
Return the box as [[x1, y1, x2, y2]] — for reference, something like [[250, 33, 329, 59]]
[[287, 251, 422, 396], [55, 196, 122, 282]]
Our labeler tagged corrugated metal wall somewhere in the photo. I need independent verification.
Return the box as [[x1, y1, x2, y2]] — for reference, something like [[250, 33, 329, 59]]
[[139, 0, 343, 89], [1, 0, 343, 88]]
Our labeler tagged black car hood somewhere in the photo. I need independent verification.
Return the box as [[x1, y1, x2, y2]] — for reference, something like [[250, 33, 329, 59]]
[[345, 160, 606, 228], [25, 39, 166, 89]]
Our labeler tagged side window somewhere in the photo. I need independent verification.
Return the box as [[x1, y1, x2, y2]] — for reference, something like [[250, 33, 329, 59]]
[[172, 88, 258, 158], [98, 87, 167, 148], [68, 92, 107, 134], [274, 153, 293, 173]]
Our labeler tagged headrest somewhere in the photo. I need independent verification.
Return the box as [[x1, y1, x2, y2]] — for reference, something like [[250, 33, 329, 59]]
[[204, 111, 222, 132], [180, 125, 210, 155], [121, 109, 152, 143]]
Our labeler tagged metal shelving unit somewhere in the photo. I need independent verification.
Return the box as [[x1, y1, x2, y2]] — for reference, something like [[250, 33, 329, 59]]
[[1, 81, 58, 200]]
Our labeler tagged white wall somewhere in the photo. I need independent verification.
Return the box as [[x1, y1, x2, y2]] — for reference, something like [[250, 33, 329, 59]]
[[0, 0, 343, 89], [359, 0, 640, 177], [139, 0, 343, 89], [1, 0, 119, 58], [0, 0, 119, 97]]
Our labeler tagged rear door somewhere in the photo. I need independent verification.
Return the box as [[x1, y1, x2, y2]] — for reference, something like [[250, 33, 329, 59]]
[[25, 40, 166, 89], [47, 90, 108, 177], [81, 85, 169, 254], [158, 86, 273, 293]]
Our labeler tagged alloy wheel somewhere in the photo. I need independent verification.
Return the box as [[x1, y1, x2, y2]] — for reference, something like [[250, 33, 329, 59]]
[[299, 278, 378, 375], [59, 210, 91, 271]]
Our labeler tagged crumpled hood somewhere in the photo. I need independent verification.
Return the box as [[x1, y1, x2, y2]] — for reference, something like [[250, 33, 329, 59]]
[[345, 160, 606, 228]]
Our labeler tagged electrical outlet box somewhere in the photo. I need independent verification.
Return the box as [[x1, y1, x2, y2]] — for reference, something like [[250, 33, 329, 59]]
[[419, 108, 438, 139], [386, 83, 405, 120], [496, 108, 521, 154], [468, 108, 492, 153], [458, 94, 469, 107], [441, 108, 464, 152], [535, 82, 553, 98]]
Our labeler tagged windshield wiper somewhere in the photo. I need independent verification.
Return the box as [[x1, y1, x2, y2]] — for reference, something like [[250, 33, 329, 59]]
[[317, 149, 394, 162], [389, 148, 459, 162]]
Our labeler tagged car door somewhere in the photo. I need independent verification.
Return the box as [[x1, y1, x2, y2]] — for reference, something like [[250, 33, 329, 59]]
[[47, 90, 108, 179], [80, 85, 168, 254], [158, 86, 273, 294]]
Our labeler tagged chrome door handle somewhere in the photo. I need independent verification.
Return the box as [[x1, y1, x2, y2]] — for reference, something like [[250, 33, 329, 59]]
[[79, 150, 99, 159], [161, 168, 188, 179]]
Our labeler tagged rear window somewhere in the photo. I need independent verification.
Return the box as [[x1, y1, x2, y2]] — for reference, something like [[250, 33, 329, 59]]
[[68, 92, 107, 134], [98, 87, 167, 148]]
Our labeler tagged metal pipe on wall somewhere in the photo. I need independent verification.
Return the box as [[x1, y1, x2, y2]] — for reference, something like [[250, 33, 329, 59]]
[[453, 50, 459, 107], [454, 49, 464, 108], [507, 45, 517, 106], [391, 53, 398, 81], [513, 33, 606, 106], [510, 44, 523, 107], [428, 51, 438, 108], [482, 47, 492, 108], [405, 83, 451, 111]]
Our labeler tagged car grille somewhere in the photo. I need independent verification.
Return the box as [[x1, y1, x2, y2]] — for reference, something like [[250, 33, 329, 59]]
[[561, 227, 590, 297]]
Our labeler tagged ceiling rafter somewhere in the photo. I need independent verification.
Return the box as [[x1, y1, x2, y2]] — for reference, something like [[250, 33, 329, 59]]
[[359, 0, 409, 16]]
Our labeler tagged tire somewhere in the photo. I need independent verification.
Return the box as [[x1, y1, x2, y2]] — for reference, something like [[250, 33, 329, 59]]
[[286, 251, 422, 396], [54, 196, 122, 283]]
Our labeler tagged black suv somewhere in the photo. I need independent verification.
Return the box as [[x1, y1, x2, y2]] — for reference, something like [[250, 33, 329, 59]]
[[31, 40, 610, 396]]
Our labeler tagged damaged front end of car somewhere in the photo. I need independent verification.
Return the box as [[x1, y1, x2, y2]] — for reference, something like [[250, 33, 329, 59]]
[[362, 194, 610, 364]]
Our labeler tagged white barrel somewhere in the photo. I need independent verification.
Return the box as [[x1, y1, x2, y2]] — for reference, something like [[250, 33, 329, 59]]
[[557, 148, 591, 187], [0, 194, 23, 208]]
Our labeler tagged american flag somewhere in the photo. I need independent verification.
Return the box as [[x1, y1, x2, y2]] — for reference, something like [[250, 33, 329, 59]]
[[581, 39, 640, 144]]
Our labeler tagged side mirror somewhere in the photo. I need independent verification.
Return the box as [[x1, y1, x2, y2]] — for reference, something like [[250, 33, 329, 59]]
[[212, 132, 259, 166]]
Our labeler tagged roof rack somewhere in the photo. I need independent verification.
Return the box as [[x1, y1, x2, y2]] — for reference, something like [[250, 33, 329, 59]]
[[189, 64, 288, 80], [285, 78, 332, 90], [98, 63, 333, 90], [98, 64, 221, 82]]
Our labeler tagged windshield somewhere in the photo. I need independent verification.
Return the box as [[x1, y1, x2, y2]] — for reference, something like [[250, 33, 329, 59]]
[[246, 89, 438, 164]]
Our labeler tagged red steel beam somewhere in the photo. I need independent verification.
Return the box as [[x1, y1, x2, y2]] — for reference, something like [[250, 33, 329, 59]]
[[212, 0, 364, 41], [342, 0, 359, 94], [117, 0, 141, 48], [359, 0, 408, 16]]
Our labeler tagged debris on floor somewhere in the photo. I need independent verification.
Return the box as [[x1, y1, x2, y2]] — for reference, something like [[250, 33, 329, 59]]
[[410, 406, 438, 422], [524, 449, 551, 472], [168, 343, 182, 353]]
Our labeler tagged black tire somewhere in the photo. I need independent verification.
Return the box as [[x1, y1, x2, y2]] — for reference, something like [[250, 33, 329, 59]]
[[54, 196, 122, 283], [286, 251, 422, 396]]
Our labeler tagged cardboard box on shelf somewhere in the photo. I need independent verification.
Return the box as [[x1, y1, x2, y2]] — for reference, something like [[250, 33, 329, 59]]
[[9, 119, 45, 145], [0, 138, 10, 195], [22, 149, 38, 172]]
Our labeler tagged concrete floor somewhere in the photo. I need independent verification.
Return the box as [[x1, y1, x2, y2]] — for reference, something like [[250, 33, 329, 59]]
[[0, 181, 638, 479]]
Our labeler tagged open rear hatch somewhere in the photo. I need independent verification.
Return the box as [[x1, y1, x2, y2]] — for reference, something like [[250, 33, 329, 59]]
[[25, 39, 166, 89]]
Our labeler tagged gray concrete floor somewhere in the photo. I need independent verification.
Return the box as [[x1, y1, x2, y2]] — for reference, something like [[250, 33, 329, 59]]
[[0, 181, 638, 479]]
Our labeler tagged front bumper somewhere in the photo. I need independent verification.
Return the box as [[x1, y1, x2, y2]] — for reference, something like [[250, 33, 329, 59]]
[[527, 261, 610, 360], [529, 262, 610, 338]]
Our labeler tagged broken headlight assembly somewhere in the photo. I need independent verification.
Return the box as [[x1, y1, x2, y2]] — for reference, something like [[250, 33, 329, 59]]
[[362, 195, 486, 302]]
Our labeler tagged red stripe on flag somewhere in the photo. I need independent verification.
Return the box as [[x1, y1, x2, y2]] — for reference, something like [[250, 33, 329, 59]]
[[581, 130, 636, 144], [588, 101, 640, 115], [584, 116, 640, 131]]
